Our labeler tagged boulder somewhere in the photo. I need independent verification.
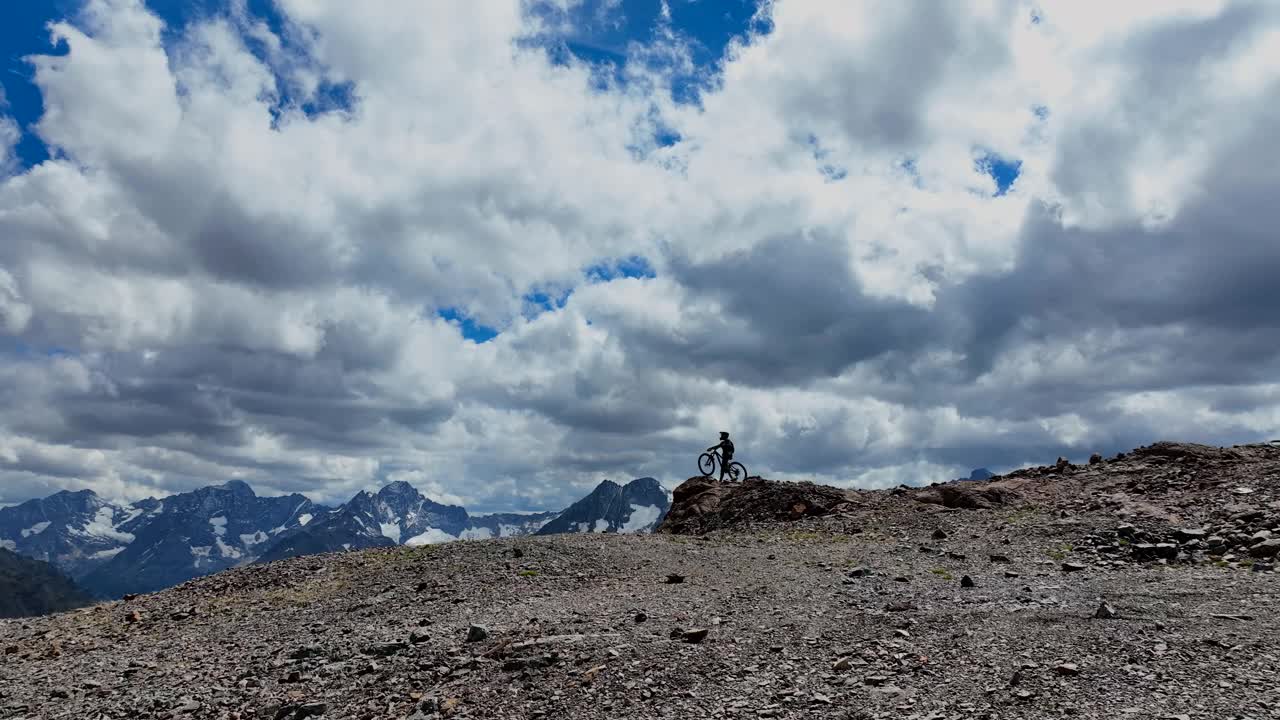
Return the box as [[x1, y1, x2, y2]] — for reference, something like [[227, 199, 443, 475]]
[[914, 484, 1020, 510], [1249, 539, 1280, 558]]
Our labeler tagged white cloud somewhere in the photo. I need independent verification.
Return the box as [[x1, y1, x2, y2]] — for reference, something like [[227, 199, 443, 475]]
[[0, 0, 1277, 511]]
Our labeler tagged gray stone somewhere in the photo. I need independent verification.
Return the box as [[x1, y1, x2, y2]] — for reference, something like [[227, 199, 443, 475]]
[[681, 628, 709, 644], [1249, 539, 1280, 558]]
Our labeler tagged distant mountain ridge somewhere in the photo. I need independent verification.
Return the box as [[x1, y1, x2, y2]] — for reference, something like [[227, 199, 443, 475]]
[[1, 476, 670, 601], [79, 481, 325, 598], [0, 548, 93, 618], [537, 478, 669, 535]]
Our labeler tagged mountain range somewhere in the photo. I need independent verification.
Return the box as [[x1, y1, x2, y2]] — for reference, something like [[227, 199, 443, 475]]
[[0, 477, 669, 601]]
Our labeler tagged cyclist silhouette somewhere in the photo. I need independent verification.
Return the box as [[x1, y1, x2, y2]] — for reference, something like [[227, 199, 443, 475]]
[[706, 432, 735, 481]]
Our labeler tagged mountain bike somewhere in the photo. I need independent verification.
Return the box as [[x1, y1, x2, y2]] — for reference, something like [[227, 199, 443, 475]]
[[698, 450, 747, 483]]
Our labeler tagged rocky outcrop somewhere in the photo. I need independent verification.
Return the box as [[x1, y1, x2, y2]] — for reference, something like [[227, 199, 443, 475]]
[[657, 476, 859, 535], [913, 483, 1021, 509]]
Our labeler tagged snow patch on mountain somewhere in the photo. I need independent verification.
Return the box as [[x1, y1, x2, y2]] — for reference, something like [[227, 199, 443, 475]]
[[73, 507, 136, 544], [620, 504, 662, 533], [240, 531, 269, 547], [298, 513, 313, 526], [0, 540, 14, 551], [119, 505, 147, 525], [594, 519, 609, 532], [215, 536, 241, 560], [405, 528, 455, 546], [89, 547, 125, 560], [459, 527, 492, 540], [190, 546, 213, 568], [379, 522, 402, 544], [20, 522, 51, 538], [209, 517, 227, 536]]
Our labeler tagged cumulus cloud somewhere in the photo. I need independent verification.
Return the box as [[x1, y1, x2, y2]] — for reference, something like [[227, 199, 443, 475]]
[[0, 0, 1277, 509]]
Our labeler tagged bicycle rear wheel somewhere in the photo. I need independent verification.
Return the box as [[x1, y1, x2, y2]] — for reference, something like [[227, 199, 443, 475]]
[[698, 452, 717, 477], [729, 462, 747, 482]]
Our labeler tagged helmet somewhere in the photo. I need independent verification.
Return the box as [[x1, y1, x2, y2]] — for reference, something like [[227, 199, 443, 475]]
[[719, 431, 729, 438]]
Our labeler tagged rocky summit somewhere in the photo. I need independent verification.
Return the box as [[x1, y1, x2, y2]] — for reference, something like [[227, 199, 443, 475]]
[[2, 441, 1279, 719]]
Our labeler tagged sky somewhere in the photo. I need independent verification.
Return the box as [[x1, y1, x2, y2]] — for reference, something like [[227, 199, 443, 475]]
[[1, 0, 1279, 511]]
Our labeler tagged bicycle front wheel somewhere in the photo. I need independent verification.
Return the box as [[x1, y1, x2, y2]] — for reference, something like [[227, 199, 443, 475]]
[[698, 453, 717, 477]]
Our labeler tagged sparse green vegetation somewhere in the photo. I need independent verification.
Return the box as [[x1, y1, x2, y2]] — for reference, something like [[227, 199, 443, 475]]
[[929, 568, 954, 580], [1005, 508, 1041, 526], [780, 530, 853, 543], [261, 578, 348, 608], [518, 569, 539, 577], [1047, 543, 1075, 561]]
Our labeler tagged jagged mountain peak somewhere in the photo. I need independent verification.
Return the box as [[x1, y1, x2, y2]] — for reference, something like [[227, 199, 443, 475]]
[[49, 488, 99, 499], [536, 477, 670, 536], [377, 480, 421, 498], [623, 477, 663, 492], [218, 479, 256, 496]]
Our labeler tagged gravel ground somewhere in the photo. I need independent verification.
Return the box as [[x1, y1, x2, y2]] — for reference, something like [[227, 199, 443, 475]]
[[3, 443, 1279, 720]]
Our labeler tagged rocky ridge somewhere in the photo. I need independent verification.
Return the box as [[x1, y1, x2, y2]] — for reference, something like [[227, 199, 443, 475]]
[[0, 549, 92, 619], [2, 441, 1279, 719], [658, 476, 859, 535]]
